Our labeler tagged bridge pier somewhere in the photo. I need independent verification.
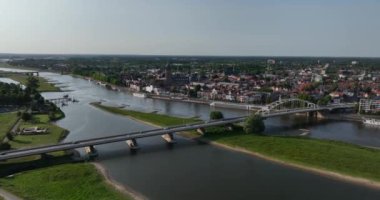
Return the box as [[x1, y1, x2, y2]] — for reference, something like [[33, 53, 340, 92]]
[[316, 111, 326, 119], [307, 111, 316, 118], [126, 138, 139, 151], [196, 128, 206, 135], [162, 133, 176, 144], [307, 111, 325, 119], [84, 145, 98, 158]]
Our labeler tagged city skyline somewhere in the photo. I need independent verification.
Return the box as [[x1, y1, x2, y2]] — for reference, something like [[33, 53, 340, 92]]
[[0, 0, 380, 57]]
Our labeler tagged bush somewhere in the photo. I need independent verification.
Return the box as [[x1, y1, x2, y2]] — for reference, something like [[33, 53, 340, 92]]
[[6, 133, 14, 141], [244, 114, 265, 134], [21, 112, 32, 121], [210, 111, 224, 120], [0, 142, 11, 150]]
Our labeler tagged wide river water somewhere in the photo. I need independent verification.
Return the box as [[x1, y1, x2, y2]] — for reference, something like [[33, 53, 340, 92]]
[[2, 68, 380, 200]]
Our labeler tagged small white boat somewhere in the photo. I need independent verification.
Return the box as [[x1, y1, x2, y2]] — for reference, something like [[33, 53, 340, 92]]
[[133, 92, 147, 98], [363, 118, 380, 126]]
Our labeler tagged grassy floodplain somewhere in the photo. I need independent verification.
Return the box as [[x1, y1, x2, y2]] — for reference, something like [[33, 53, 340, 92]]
[[8, 114, 68, 150], [0, 113, 132, 200], [0, 63, 59, 92], [93, 103, 380, 185], [205, 126, 380, 182], [91, 102, 200, 126], [6, 74, 60, 92], [0, 163, 131, 200]]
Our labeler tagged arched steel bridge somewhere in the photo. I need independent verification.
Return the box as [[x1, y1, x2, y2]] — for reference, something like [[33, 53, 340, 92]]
[[256, 98, 355, 118], [257, 98, 318, 115], [0, 99, 355, 161]]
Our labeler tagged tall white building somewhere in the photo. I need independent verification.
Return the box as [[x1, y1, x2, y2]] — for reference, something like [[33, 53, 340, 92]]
[[359, 99, 380, 113]]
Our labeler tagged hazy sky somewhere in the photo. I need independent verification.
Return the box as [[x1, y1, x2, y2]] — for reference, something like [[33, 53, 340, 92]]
[[0, 0, 379, 57]]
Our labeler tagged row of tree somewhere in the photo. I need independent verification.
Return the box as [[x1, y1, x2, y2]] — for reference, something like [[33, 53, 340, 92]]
[[0, 82, 30, 105], [210, 111, 265, 134]]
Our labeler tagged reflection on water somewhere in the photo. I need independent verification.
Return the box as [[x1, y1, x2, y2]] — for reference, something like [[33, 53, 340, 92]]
[[36, 72, 380, 200]]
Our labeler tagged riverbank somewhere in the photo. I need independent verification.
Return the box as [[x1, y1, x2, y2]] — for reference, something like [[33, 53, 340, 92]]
[[93, 162, 147, 200], [0, 64, 60, 92], [204, 126, 380, 188], [0, 163, 132, 200], [0, 188, 22, 200], [91, 102, 200, 127], [91, 103, 380, 190], [0, 112, 133, 200], [6, 74, 60, 92]]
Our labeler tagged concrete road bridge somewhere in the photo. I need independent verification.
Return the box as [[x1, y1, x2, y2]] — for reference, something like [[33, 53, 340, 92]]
[[0, 98, 355, 161]]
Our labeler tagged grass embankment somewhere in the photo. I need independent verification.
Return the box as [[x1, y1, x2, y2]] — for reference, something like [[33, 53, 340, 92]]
[[91, 102, 200, 126], [0, 112, 18, 141], [92, 103, 380, 184], [0, 113, 132, 200], [205, 126, 380, 183], [6, 74, 60, 92], [0, 163, 130, 200]]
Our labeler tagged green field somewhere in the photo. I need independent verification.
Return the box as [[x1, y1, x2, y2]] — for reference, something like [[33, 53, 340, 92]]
[[6, 74, 60, 92], [0, 163, 131, 200], [2, 114, 68, 163], [92, 102, 200, 126], [8, 114, 68, 149], [0, 63, 58, 92], [0, 113, 132, 200], [205, 126, 380, 182], [0, 112, 19, 141]]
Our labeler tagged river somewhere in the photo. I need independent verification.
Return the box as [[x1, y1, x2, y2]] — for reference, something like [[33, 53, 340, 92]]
[[2, 68, 380, 199]]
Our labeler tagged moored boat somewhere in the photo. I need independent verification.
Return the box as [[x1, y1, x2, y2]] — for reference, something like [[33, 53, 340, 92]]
[[133, 92, 147, 98], [363, 118, 380, 126]]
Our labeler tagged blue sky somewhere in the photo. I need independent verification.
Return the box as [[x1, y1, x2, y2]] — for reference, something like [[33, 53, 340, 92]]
[[0, 0, 379, 57]]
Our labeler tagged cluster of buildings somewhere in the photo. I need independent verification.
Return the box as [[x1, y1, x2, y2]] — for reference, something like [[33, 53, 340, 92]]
[[120, 61, 380, 113]]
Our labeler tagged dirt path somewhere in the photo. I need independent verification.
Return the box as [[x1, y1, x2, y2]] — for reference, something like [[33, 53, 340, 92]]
[[10, 118, 21, 134]]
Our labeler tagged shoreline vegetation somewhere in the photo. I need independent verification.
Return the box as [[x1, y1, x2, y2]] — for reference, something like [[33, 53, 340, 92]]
[[7, 74, 60, 92], [91, 102, 200, 127], [91, 102, 380, 190]]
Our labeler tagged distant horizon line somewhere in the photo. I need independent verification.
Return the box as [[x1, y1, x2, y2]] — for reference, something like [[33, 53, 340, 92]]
[[0, 52, 379, 59]]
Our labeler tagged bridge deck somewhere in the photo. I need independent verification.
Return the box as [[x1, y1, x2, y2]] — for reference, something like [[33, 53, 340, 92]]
[[0, 103, 354, 161], [0, 117, 246, 161]]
